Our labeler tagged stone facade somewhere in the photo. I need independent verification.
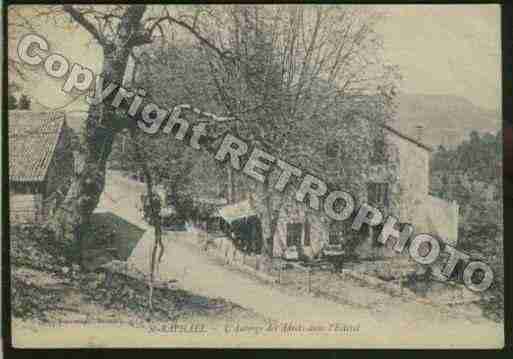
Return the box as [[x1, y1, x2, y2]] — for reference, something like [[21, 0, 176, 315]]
[[270, 200, 328, 259], [264, 118, 459, 261]]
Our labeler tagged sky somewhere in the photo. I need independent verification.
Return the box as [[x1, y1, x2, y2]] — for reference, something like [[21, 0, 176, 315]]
[[376, 5, 501, 111], [9, 4, 502, 112]]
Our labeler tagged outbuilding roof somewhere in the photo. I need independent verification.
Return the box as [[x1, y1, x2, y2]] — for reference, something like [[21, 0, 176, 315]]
[[9, 111, 67, 183]]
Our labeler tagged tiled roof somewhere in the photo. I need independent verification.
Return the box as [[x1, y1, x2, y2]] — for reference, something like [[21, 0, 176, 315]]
[[9, 111, 66, 183]]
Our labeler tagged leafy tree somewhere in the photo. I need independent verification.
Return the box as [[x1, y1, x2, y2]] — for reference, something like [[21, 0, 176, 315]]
[[199, 5, 399, 255], [115, 44, 227, 216], [8, 5, 234, 264], [8, 93, 18, 110], [9, 5, 399, 266], [430, 130, 503, 320], [18, 94, 31, 110], [8, 82, 19, 109]]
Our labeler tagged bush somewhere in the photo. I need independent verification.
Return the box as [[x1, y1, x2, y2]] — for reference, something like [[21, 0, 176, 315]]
[[10, 225, 69, 320], [10, 225, 68, 271], [11, 275, 63, 320]]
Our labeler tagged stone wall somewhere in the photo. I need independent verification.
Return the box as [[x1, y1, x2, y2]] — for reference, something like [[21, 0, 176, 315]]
[[10, 193, 44, 224], [385, 128, 458, 246], [416, 195, 459, 245], [385, 128, 430, 222], [241, 118, 458, 261]]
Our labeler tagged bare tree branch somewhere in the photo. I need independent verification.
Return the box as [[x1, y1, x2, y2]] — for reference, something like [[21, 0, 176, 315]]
[[62, 5, 108, 46], [146, 12, 232, 61]]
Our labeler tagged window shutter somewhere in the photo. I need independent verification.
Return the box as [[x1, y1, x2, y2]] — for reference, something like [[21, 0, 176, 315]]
[[382, 183, 389, 207], [304, 219, 311, 246], [367, 182, 389, 208]]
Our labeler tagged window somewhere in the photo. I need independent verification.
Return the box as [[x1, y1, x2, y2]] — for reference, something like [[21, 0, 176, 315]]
[[367, 182, 389, 208], [329, 221, 346, 245], [371, 136, 386, 164], [286, 223, 303, 247], [326, 141, 345, 160], [326, 141, 339, 158]]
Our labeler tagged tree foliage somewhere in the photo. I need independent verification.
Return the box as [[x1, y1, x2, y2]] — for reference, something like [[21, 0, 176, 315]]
[[9, 5, 399, 260], [194, 5, 400, 255], [18, 94, 31, 110], [430, 131, 503, 320], [431, 130, 502, 243], [8, 93, 18, 110]]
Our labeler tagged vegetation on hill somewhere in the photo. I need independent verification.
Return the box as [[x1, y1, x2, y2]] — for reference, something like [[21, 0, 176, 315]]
[[430, 130, 503, 321]]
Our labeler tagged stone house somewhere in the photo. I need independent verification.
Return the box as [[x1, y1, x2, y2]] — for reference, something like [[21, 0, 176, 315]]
[[9, 111, 74, 224], [248, 115, 459, 262]]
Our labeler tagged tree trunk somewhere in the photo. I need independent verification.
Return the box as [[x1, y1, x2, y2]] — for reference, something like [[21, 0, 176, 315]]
[[51, 5, 149, 265], [54, 90, 122, 265], [260, 181, 284, 257], [227, 166, 234, 204], [262, 189, 272, 256], [136, 147, 164, 312]]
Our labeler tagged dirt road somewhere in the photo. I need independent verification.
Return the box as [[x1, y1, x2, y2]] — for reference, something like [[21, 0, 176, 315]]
[[88, 171, 504, 348]]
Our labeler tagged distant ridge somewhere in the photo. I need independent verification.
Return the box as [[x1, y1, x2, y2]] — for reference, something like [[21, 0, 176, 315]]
[[392, 94, 500, 149]]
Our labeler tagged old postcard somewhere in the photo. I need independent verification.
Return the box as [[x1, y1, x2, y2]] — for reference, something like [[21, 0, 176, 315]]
[[5, 4, 504, 348]]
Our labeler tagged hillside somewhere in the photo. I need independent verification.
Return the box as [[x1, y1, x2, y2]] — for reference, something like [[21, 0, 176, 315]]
[[393, 94, 500, 149], [10, 224, 262, 334]]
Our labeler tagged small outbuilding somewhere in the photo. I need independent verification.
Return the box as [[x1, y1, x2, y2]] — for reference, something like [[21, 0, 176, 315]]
[[9, 111, 74, 224]]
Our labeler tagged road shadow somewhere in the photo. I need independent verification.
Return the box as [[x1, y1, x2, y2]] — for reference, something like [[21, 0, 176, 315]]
[[82, 212, 146, 270]]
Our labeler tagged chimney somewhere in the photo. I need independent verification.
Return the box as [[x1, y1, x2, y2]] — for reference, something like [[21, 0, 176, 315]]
[[415, 125, 425, 141]]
